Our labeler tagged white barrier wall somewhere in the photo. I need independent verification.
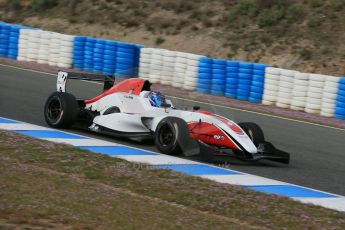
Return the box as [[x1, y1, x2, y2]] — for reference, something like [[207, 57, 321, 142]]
[[138, 48, 204, 90], [27, 30, 40, 62], [48, 32, 61, 66], [172, 52, 188, 88], [276, 69, 296, 108], [184, 53, 202, 90], [17, 29, 30, 61], [38, 31, 51, 64], [290, 72, 309, 111], [139, 48, 164, 83], [138, 48, 151, 81], [262, 67, 281, 105], [18, 29, 75, 68], [58, 34, 74, 68], [263, 68, 340, 117], [320, 76, 339, 117], [161, 50, 175, 85], [305, 74, 325, 114]]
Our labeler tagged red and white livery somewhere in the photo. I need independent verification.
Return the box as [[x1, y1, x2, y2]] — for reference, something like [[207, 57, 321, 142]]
[[44, 71, 290, 164]]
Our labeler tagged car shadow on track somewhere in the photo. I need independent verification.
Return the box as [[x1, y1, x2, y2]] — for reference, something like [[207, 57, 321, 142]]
[[187, 154, 285, 168]]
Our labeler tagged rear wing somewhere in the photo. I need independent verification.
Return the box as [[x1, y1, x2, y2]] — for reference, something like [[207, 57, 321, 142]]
[[57, 71, 115, 93]]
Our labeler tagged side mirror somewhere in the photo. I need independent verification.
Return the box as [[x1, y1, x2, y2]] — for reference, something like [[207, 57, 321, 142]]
[[193, 106, 200, 111]]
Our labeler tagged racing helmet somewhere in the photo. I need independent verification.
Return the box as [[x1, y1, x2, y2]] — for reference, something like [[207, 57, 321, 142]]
[[148, 91, 166, 107]]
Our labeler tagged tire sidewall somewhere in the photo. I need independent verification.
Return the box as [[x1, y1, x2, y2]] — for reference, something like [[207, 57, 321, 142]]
[[154, 117, 188, 155], [44, 92, 78, 128], [44, 93, 64, 126]]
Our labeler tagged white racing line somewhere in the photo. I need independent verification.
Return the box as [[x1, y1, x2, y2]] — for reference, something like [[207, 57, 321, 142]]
[[1, 63, 345, 213]]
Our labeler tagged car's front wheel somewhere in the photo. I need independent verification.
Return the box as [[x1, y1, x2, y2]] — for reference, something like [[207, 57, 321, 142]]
[[154, 117, 190, 155], [237, 122, 265, 147], [44, 92, 79, 128]]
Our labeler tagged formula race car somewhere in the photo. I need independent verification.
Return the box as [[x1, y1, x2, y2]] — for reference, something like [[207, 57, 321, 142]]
[[44, 71, 290, 164]]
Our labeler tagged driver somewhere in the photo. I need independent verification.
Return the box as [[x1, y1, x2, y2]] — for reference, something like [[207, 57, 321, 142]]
[[148, 91, 167, 107]]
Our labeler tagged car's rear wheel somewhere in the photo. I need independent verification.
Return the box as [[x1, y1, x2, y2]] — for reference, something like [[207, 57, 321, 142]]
[[238, 122, 265, 147], [154, 117, 190, 155], [44, 92, 79, 128]]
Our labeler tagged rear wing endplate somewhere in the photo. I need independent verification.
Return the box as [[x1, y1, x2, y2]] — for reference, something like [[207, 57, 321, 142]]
[[57, 71, 114, 93]]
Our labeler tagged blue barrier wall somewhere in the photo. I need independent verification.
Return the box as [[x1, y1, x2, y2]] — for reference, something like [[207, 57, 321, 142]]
[[335, 77, 345, 119], [197, 58, 267, 103], [237, 62, 253, 101], [93, 39, 105, 73], [0, 22, 27, 60], [249, 63, 267, 103], [225, 61, 239, 98], [73, 36, 86, 69], [103, 40, 117, 75], [8, 25, 21, 60], [115, 42, 143, 77], [73, 36, 143, 77], [197, 57, 213, 94], [211, 59, 227, 96], [83, 37, 96, 72], [0, 22, 10, 58]]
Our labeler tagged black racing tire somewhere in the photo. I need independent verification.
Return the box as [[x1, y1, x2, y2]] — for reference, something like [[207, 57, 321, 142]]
[[44, 92, 79, 128], [238, 122, 265, 147], [154, 117, 190, 155]]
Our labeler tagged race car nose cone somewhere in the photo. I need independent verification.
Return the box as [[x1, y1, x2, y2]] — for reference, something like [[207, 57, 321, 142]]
[[247, 145, 258, 154]]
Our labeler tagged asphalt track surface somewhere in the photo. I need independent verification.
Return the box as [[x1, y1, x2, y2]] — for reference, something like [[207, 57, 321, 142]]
[[1, 64, 345, 196]]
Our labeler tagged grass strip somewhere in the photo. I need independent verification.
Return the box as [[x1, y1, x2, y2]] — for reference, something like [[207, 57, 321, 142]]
[[0, 130, 344, 229]]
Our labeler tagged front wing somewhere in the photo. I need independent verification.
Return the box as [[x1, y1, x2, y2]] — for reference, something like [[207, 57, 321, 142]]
[[193, 141, 290, 164]]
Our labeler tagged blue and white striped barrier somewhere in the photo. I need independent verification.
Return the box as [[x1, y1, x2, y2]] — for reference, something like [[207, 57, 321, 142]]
[[1, 21, 345, 119], [1, 116, 345, 212], [3, 24, 143, 77]]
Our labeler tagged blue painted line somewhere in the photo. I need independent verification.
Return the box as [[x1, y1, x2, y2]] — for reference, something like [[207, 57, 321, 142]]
[[247, 185, 337, 198], [155, 164, 241, 175], [79, 146, 158, 156], [15, 130, 84, 139], [0, 117, 18, 123]]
